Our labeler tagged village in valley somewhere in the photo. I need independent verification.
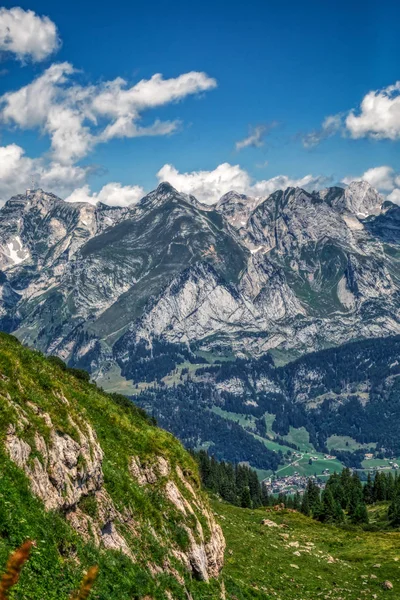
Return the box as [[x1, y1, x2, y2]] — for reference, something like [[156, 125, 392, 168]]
[[262, 450, 400, 495]]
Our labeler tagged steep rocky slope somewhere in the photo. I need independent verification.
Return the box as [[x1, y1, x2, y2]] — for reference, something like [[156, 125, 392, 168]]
[[0, 181, 399, 382], [0, 333, 224, 599]]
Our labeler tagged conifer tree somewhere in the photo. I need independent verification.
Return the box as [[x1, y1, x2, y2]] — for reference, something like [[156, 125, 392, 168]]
[[241, 486, 252, 509], [301, 492, 310, 516], [388, 491, 400, 527]]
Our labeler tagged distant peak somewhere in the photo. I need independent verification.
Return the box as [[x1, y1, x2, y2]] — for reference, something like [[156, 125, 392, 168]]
[[218, 191, 250, 204], [155, 181, 179, 196], [342, 180, 383, 218]]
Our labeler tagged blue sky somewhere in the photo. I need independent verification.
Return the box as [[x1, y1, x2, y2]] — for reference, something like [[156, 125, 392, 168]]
[[0, 0, 399, 205]]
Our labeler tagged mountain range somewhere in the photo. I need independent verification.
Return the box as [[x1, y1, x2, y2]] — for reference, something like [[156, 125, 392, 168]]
[[0, 180, 399, 390]]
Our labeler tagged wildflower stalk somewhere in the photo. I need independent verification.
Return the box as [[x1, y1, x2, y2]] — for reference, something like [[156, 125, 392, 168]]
[[70, 566, 99, 600], [0, 540, 34, 599]]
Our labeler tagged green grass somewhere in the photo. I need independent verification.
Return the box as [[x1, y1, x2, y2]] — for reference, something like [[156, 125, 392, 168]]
[[211, 408, 347, 479], [282, 426, 314, 452], [275, 456, 344, 478], [0, 333, 221, 599], [211, 406, 257, 430], [263, 412, 276, 436], [213, 499, 400, 599], [360, 457, 400, 471], [327, 435, 376, 452]]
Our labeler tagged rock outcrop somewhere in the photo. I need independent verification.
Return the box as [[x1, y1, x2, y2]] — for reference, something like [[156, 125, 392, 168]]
[[129, 455, 225, 580], [4, 392, 224, 580]]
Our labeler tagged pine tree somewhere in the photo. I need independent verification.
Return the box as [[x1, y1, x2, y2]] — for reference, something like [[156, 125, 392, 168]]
[[363, 473, 374, 504], [388, 491, 400, 527], [373, 472, 387, 502], [319, 488, 337, 523], [261, 484, 271, 506], [306, 479, 321, 516], [386, 473, 395, 501], [293, 492, 301, 511], [301, 492, 310, 516], [351, 501, 369, 525], [241, 486, 252, 509]]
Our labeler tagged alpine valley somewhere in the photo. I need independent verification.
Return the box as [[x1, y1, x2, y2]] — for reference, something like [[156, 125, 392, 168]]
[[1, 181, 400, 472]]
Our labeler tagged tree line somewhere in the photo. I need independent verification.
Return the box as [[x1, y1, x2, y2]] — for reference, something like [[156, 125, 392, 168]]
[[194, 449, 400, 529]]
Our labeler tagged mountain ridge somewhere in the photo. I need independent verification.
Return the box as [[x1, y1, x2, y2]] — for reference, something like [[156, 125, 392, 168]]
[[0, 180, 398, 385]]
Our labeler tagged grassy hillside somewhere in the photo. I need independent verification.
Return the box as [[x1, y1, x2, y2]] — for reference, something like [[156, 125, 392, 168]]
[[213, 500, 400, 599], [0, 333, 224, 599], [1, 332, 400, 600]]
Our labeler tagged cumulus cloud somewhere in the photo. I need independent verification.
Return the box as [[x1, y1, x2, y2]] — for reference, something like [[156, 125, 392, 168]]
[[388, 189, 400, 204], [0, 7, 60, 62], [0, 64, 217, 163], [346, 82, 400, 140], [0, 142, 145, 208], [157, 162, 329, 205], [342, 165, 400, 204], [65, 182, 145, 207], [305, 81, 400, 146], [0, 143, 89, 203]]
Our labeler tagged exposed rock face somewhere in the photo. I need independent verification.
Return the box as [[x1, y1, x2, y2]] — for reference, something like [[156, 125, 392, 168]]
[[4, 403, 137, 556], [6, 415, 103, 511], [4, 396, 225, 580], [216, 191, 262, 230], [129, 455, 225, 581], [0, 180, 398, 380], [333, 181, 383, 217]]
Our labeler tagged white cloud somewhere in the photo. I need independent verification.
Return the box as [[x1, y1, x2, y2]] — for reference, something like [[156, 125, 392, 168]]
[[0, 65, 217, 163], [0, 143, 88, 203], [346, 82, 400, 140], [306, 81, 400, 145], [342, 166, 395, 192], [236, 122, 278, 151], [93, 72, 217, 118], [342, 165, 400, 205], [0, 142, 145, 207], [100, 117, 180, 141], [157, 162, 329, 205], [302, 114, 343, 148], [251, 173, 330, 197], [388, 189, 400, 204], [38, 162, 88, 192], [0, 7, 60, 62], [236, 125, 267, 151], [65, 182, 145, 207]]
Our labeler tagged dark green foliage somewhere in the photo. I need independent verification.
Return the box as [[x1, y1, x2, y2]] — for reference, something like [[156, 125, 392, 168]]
[[388, 492, 400, 527], [47, 355, 67, 371], [0, 332, 224, 599], [300, 493, 310, 516], [318, 488, 342, 523], [240, 487, 252, 509], [116, 338, 199, 383], [351, 501, 369, 525], [299, 469, 400, 528], [138, 384, 281, 470], [66, 367, 91, 383], [135, 335, 400, 472], [194, 450, 264, 508]]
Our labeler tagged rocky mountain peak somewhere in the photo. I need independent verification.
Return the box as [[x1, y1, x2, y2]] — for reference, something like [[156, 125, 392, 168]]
[[333, 181, 383, 217], [154, 181, 179, 198], [216, 191, 261, 228], [137, 181, 185, 211], [5, 188, 61, 214]]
